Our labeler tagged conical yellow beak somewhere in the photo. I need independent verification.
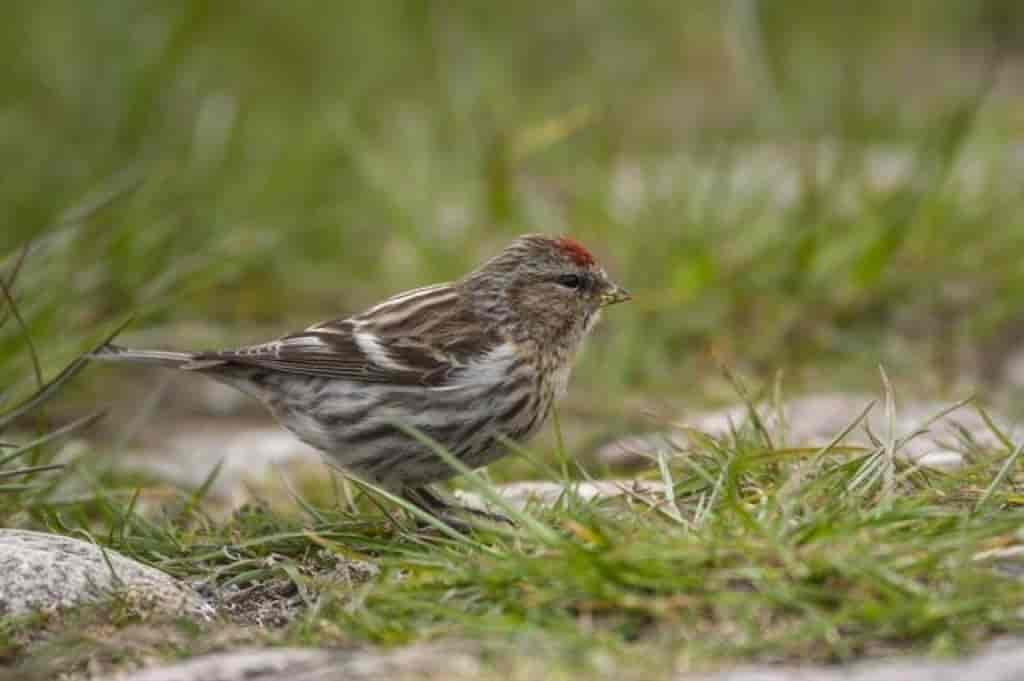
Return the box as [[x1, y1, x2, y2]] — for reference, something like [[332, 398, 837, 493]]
[[600, 282, 632, 307]]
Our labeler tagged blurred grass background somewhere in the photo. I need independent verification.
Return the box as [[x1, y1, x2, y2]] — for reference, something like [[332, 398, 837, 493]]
[[3, 0, 1024, 414], [7, 4, 1024, 673]]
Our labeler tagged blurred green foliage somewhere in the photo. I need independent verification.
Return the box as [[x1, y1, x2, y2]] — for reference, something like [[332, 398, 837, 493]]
[[2, 0, 1024, 403], [5, 5, 1024, 672]]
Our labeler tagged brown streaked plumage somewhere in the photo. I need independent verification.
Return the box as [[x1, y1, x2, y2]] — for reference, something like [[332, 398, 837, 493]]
[[92, 234, 630, 522]]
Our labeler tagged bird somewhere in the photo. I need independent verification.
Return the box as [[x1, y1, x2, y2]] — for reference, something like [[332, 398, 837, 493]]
[[92, 234, 630, 522]]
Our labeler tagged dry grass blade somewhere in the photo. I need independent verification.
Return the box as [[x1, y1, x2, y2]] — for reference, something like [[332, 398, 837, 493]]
[[879, 365, 896, 500], [656, 448, 685, 525], [894, 396, 975, 450], [813, 399, 876, 468], [772, 369, 788, 443], [0, 410, 105, 466], [0, 463, 65, 480], [782, 399, 876, 500], [721, 364, 775, 451], [847, 448, 886, 496], [977, 404, 1015, 452], [0, 242, 31, 331], [0, 262, 43, 388], [0, 356, 89, 433], [695, 449, 733, 527], [975, 441, 1024, 512], [0, 317, 132, 433]]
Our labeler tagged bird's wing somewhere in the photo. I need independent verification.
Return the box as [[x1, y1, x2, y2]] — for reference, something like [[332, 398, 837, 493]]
[[190, 284, 502, 387]]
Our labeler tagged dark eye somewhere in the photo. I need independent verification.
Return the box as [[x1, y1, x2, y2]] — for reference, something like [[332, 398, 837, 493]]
[[556, 274, 583, 289]]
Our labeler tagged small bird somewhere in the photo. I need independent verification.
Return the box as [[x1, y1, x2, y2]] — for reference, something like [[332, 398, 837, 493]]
[[93, 234, 630, 521]]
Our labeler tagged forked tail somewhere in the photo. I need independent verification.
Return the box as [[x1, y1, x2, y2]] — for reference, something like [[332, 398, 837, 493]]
[[90, 343, 196, 368]]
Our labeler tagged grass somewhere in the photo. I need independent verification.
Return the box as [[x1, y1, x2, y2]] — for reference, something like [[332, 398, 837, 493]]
[[4, 1, 1024, 678], [7, 386, 1024, 679]]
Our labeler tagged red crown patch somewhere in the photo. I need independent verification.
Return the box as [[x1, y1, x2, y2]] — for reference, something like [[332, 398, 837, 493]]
[[555, 236, 596, 267]]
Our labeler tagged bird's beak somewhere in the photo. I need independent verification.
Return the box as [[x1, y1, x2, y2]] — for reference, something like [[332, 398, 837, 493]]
[[600, 282, 632, 307]]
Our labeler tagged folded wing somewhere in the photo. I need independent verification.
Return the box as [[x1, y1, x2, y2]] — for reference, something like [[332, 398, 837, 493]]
[[190, 284, 500, 388]]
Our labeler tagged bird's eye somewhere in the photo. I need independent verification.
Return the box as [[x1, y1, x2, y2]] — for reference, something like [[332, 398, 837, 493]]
[[556, 274, 583, 289]]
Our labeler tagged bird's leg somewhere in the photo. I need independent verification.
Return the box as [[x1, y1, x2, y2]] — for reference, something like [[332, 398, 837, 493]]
[[401, 486, 513, 528]]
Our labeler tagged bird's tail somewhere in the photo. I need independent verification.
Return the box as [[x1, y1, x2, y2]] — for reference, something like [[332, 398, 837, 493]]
[[90, 343, 196, 369]]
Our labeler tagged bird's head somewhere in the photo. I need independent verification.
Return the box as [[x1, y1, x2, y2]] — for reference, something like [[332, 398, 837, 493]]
[[463, 234, 630, 357]]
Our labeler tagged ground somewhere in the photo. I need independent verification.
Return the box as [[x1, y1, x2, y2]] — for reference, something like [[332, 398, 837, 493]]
[[3, 2, 1024, 679]]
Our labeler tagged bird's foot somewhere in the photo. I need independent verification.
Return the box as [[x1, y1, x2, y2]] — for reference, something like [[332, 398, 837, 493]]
[[402, 486, 514, 531]]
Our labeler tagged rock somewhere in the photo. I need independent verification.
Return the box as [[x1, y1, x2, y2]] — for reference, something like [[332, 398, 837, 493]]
[[596, 393, 1016, 471], [102, 644, 479, 681], [596, 432, 688, 469], [973, 546, 1024, 578], [119, 425, 323, 501], [456, 479, 666, 512], [1004, 349, 1024, 388], [914, 451, 966, 471], [681, 638, 1024, 681], [0, 529, 213, 619], [102, 648, 337, 681], [91, 638, 1024, 681], [108, 421, 671, 511]]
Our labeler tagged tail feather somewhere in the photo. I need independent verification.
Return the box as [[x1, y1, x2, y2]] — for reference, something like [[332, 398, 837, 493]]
[[90, 343, 196, 368]]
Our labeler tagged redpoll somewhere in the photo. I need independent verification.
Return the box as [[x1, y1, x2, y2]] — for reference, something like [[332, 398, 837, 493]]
[[93, 235, 630, 520]]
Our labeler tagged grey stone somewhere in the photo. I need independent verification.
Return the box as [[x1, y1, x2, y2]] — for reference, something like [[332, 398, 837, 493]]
[[456, 479, 666, 511], [103, 649, 338, 681], [973, 546, 1024, 578], [119, 425, 323, 501], [103, 644, 479, 681], [914, 450, 966, 471], [0, 529, 213, 619], [596, 393, 1016, 471], [95, 639, 1024, 681], [681, 639, 1024, 681], [1004, 349, 1024, 388]]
